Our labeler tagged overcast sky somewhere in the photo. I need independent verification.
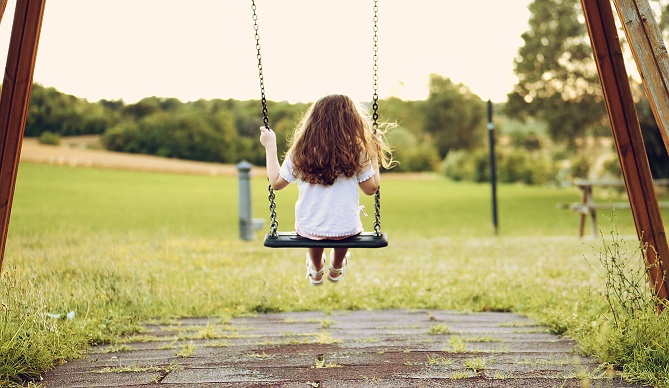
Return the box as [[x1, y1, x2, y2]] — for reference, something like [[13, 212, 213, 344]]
[[0, 0, 532, 104]]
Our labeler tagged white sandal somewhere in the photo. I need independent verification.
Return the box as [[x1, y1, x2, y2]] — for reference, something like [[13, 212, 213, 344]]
[[306, 253, 325, 286], [327, 251, 350, 283]]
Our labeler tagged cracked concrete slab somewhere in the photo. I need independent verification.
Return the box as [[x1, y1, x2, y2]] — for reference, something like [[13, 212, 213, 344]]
[[38, 309, 649, 387]]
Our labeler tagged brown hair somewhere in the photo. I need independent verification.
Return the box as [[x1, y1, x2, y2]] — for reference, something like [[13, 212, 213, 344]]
[[287, 94, 394, 185]]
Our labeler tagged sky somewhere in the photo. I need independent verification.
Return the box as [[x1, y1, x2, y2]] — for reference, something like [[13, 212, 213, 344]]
[[0, 1, 532, 104]]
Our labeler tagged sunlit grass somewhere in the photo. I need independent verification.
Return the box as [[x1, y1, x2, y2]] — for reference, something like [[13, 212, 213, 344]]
[[1, 163, 668, 386]]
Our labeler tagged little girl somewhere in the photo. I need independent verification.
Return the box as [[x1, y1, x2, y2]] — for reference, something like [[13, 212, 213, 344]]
[[259, 94, 394, 286]]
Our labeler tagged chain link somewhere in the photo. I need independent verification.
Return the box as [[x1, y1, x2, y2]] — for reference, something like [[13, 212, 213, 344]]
[[251, 0, 269, 131], [373, 187, 382, 236], [372, 0, 379, 128], [267, 183, 278, 237], [251, 0, 278, 237], [371, 0, 382, 237]]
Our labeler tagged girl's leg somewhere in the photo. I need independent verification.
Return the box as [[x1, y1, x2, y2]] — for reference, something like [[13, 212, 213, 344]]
[[329, 248, 349, 278], [308, 247, 325, 281]]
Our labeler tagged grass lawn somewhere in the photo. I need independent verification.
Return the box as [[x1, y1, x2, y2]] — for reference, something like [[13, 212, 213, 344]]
[[1, 163, 668, 387]]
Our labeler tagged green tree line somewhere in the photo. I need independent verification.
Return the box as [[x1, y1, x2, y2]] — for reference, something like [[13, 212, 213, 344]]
[[17, 0, 669, 181], [22, 78, 486, 171]]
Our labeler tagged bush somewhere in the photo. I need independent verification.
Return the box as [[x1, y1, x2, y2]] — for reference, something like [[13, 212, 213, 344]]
[[441, 149, 492, 182], [509, 130, 543, 151], [602, 157, 623, 180], [399, 144, 441, 172], [38, 131, 61, 146], [570, 155, 590, 179], [442, 148, 556, 185], [385, 127, 440, 172], [498, 149, 556, 185], [101, 112, 241, 163]]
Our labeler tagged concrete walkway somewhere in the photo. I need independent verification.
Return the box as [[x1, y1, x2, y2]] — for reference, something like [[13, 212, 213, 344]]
[[40, 309, 648, 387]]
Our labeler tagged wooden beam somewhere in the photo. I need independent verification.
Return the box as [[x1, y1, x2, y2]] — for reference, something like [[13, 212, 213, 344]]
[[0, 0, 9, 24], [581, 0, 669, 304], [0, 0, 46, 273], [614, 0, 669, 154]]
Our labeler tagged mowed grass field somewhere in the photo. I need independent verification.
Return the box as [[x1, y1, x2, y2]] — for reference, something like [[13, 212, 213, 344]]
[[2, 162, 668, 386], [8, 162, 643, 239]]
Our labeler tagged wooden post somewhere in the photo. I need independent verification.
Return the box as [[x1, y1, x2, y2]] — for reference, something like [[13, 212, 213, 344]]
[[0, 0, 46, 273], [581, 0, 669, 304], [0, 0, 9, 23], [613, 0, 669, 154]]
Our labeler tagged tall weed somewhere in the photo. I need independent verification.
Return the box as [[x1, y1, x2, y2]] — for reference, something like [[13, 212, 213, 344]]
[[582, 224, 669, 387], [0, 268, 76, 384]]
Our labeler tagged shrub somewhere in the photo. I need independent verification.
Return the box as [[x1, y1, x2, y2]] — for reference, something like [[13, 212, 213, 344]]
[[399, 144, 441, 172], [602, 157, 623, 180], [442, 148, 555, 185], [508, 130, 543, 151], [441, 149, 492, 183], [570, 155, 590, 179], [38, 131, 61, 146], [497, 149, 555, 185], [386, 127, 440, 172], [442, 150, 479, 181]]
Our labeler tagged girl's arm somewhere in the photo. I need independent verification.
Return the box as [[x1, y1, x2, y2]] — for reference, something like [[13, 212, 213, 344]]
[[359, 160, 380, 196], [359, 130, 384, 195], [259, 126, 289, 190]]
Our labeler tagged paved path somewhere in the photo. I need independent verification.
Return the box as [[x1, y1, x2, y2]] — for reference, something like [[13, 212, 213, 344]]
[[40, 309, 648, 387]]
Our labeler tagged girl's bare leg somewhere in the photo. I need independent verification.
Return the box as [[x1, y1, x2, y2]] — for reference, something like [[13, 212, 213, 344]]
[[308, 247, 325, 281], [330, 248, 349, 278]]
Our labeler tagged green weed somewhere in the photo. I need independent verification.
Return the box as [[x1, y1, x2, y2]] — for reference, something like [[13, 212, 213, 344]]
[[464, 357, 487, 373], [426, 354, 454, 366], [447, 337, 467, 353], [579, 223, 669, 387], [428, 324, 451, 335], [175, 342, 196, 358]]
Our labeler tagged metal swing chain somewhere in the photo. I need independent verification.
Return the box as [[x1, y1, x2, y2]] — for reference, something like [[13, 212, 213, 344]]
[[251, 0, 279, 238], [372, 0, 380, 128], [253, 0, 382, 239], [372, 0, 382, 237]]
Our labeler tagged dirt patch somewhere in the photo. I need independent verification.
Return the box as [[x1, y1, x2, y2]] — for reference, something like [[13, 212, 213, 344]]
[[20, 137, 265, 177], [19, 136, 427, 181]]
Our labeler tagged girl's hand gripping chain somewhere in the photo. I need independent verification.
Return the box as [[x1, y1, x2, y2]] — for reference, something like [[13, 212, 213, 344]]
[[259, 126, 277, 150], [259, 126, 288, 190]]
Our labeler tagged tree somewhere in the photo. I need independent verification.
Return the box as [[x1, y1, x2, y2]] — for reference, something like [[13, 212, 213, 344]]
[[122, 97, 163, 120], [424, 74, 485, 158], [26, 84, 118, 136], [507, 0, 610, 143], [508, 0, 669, 148]]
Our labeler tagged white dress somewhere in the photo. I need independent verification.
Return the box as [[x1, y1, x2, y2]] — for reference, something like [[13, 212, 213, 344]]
[[279, 155, 375, 239]]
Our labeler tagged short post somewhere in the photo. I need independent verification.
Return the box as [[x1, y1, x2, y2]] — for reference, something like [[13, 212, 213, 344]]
[[237, 160, 255, 241]]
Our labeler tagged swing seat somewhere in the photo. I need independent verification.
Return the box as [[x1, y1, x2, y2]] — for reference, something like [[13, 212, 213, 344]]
[[263, 232, 388, 248]]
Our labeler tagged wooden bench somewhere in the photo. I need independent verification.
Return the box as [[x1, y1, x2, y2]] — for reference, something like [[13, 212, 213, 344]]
[[559, 179, 669, 238]]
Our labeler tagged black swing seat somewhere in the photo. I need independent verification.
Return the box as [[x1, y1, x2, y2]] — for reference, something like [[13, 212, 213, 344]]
[[263, 231, 388, 248]]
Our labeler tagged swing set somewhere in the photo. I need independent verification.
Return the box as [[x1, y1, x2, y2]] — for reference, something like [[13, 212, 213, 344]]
[[0, 0, 668, 308], [251, 0, 388, 249]]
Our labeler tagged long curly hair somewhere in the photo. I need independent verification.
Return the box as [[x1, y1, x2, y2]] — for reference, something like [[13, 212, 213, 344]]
[[287, 94, 394, 185]]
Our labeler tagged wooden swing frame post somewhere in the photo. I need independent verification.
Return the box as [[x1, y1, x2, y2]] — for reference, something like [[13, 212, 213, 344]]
[[0, 0, 46, 273], [612, 0, 669, 152], [581, 0, 669, 304]]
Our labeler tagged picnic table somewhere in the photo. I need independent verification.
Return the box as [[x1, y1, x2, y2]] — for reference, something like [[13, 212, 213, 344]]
[[561, 178, 669, 238]]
